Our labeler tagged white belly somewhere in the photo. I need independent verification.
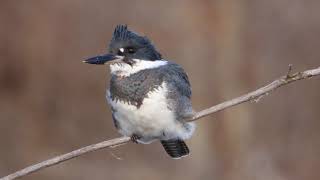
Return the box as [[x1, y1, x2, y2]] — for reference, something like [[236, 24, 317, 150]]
[[106, 82, 194, 143]]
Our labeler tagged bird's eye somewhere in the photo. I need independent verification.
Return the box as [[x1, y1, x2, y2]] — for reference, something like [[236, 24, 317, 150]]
[[127, 47, 135, 54]]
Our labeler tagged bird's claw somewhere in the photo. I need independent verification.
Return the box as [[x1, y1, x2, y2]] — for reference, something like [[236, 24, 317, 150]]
[[130, 134, 141, 143]]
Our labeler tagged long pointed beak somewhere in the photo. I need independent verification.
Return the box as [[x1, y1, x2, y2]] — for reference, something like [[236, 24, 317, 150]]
[[83, 54, 119, 65]]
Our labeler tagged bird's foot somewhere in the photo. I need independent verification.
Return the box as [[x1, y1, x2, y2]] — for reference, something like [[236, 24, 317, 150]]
[[130, 134, 141, 143]]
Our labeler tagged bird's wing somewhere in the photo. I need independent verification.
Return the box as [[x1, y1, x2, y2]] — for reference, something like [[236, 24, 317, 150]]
[[162, 62, 193, 120], [163, 62, 191, 98]]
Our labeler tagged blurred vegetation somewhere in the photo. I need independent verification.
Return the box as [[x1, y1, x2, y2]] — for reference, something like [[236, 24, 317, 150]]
[[0, 1, 320, 180]]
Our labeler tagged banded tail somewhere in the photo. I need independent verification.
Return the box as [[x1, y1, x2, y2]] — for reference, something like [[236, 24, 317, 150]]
[[161, 139, 190, 159]]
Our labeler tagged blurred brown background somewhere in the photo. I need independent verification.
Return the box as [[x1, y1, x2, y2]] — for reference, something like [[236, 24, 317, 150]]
[[0, 0, 320, 180]]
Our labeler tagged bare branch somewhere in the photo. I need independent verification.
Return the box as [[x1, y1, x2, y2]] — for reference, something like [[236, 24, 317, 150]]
[[0, 137, 131, 180], [187, 66, 320, 122], [1, 66, 320, 180]]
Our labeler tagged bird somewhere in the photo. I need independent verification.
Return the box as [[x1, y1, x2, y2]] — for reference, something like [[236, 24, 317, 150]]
[[83, 25, 196, 159]]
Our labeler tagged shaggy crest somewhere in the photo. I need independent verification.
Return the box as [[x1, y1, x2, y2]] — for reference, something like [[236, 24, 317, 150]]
[[112, 24, 136, 41]]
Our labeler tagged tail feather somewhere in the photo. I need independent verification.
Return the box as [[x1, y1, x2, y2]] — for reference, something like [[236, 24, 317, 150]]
[[161, 139, 190, 159]]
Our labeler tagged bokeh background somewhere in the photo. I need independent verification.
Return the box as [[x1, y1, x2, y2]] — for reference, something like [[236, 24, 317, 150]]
[[1, 1, 320, 180]]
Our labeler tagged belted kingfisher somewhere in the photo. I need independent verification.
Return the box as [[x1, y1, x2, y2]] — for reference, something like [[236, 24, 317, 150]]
[[84, 25, 195, 159]]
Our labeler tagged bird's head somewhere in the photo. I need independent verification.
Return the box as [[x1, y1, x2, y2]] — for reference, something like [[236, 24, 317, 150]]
[[84, 25, 162, 67]]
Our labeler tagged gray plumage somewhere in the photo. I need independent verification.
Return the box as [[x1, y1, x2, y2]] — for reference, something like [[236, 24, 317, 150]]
[[109, 62, 191, 110]]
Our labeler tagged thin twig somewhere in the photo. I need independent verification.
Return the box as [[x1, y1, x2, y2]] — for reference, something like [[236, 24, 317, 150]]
[[1, 66, 320, 180], [286, 64, 293, 78]]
